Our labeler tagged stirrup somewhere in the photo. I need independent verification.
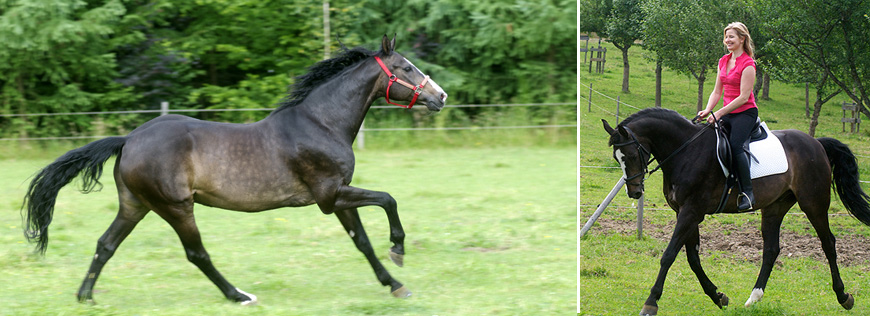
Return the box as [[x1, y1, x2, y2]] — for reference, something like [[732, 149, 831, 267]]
[[738, 192, 754, 210]]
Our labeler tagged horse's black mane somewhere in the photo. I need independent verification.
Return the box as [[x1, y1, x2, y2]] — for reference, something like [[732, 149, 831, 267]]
[[617, 107, 689, 128], [272, 46, 378, 113]]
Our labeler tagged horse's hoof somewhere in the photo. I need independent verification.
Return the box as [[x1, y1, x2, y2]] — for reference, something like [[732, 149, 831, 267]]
[[391, 286, 412, 298], [235, 288, 258, 306], [389, 249, 404, 267], [841, 293, 854, 310], [718, 292, 730, 308], [78, 298, 96, 305], [639, 304, 658, 315]]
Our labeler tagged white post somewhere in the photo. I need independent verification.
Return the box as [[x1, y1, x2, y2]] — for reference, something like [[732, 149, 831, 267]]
[[323, 1, 330, 60], [357, 119, 365, 150], [579, 177, 626, 238], [637, 193, 644, 239], [160, 101, 169, 116]]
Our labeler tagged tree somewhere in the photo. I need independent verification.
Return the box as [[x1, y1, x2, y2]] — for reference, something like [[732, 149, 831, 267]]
[[641, 0, 751, 111], [579, 0, 641, 93], [0, 0, 137, 137], [760, 39, 840, 136], [756, 0, 870, 122], [604, 0, 643, 93]]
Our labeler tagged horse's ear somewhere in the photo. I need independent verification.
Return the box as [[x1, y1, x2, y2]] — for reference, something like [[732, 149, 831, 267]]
[[602, 119, 616, 135], [617, 125, 629, 138], [381, 34, 394, 55]]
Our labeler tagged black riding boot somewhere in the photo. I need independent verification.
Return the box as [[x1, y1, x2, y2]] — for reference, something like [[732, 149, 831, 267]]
[[735, 149, 755, 211]]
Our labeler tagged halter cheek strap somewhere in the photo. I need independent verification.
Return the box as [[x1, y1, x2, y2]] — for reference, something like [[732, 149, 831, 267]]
[[374, 56, 429, 108]]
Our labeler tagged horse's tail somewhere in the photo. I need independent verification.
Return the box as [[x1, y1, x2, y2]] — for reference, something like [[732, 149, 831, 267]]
[[817, 137, 870, 226], [23, 137, 127, 254]]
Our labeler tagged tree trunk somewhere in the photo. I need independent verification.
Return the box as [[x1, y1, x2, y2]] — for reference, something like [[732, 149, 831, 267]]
[[655, 58, 662, 108], [761, 73, 770, 100], [621, 47, 630, 93], [805, 83, 810, 118], [809, 98, 822, 137], [696, 69, 706, 112]]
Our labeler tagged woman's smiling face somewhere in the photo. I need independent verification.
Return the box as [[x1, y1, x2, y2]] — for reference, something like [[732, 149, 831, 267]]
[[723, 29, 744, 52]]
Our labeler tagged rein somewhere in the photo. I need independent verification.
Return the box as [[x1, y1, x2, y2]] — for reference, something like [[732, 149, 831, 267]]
[[374, 56, 429, 108], [614, 116, 712, 184]]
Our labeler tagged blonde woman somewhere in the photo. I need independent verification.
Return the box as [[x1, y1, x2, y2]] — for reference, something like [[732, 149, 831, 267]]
[[697, 22, 758, 211]]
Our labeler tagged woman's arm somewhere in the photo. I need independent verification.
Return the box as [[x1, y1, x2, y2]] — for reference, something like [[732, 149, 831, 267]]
[[699, 68, 724, 119], [713, 65, 756, 119]]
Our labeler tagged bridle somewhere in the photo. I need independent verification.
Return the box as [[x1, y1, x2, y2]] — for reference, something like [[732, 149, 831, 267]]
[[612, 126, 654, 186], [612, 120, 712, 187], [374, 56, 430, 108]]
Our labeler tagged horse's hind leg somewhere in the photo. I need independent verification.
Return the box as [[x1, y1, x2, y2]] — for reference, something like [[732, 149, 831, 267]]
[[335, 208, 409, 298], [685, 226, 729, 308], [744, 199, 790, 307], [77, 178, 149, 303], [156, 203, 257, 305], [805, 204, 854, 309]]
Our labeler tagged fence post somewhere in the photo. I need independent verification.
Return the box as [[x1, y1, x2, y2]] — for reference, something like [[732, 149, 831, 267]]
[[615, 95, 620, 124], [637, 193, 644, 240], [587, 82, 592, 112], [357, 119, 366, 150], [160, 101, 169, 116], [580, 177, 626, 239]]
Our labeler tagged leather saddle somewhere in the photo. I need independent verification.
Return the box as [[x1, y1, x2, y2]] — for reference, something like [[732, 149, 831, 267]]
[[716, 117, 767, 178]]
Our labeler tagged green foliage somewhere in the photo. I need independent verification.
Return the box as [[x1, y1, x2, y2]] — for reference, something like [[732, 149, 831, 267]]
[[755, 0, 870, 119], [0, 0, 576, 139], [0, 0, 139, 137]]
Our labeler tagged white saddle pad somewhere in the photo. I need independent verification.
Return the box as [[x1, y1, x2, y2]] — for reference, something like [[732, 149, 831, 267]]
[[747, 122, 788, 179]]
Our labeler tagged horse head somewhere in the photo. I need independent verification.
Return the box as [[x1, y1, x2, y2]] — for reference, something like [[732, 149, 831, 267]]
[[603, 119, 651, 199], [374, 34, 448, 112]]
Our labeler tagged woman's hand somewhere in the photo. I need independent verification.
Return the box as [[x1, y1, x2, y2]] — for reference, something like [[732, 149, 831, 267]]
[[697, 109, 711, 119], [706, 110, 722, 124]]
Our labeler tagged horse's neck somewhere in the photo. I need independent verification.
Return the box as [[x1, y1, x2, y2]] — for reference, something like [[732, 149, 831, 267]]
[[270, 61, 381, 143], [638, 119, 705, 163]]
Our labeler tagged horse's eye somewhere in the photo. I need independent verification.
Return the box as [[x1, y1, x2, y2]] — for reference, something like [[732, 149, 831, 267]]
[[403, 67, 412, 72]]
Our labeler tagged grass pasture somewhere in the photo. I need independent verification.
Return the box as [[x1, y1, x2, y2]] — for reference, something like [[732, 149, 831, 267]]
[[1, 146, 575, 315], [580, 39, 870, 315]]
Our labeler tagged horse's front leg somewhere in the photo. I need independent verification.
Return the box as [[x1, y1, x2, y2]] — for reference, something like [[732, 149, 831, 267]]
[[332, 185, 406, 266], [641, 210, 703, 316], [685, 226, 729, 308], [313, 184, 409, 297]]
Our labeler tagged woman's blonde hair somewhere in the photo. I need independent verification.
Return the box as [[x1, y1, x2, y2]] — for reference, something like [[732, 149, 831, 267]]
[[724, 22, 754, 57]]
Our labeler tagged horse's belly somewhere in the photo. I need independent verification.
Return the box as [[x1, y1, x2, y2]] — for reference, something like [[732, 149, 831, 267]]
[[192, 175, 316, 212]]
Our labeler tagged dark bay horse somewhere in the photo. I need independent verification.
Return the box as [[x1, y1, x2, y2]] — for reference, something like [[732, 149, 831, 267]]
[[22, 35, 447, 305], [602, 108, 870, 315]]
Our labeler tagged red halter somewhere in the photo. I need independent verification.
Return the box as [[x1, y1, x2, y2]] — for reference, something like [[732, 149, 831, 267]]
[[374, 56, 430, 108]]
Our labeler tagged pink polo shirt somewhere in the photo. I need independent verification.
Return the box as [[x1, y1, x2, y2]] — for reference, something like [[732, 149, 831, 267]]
[[718, 52, 757, 113]]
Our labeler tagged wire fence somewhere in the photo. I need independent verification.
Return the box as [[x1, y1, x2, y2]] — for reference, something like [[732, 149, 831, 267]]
[[579, 80, 870, 186], [0, 102, 578, 145]]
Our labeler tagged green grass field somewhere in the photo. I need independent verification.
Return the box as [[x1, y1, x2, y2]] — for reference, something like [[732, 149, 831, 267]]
[[1, 145, 576, 315], [580, 39, 870, 315]]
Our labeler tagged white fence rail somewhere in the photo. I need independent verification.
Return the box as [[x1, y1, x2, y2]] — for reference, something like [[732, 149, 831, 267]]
[[0, 102, 578, 148]]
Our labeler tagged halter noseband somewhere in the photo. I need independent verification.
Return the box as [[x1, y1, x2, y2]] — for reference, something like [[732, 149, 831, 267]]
[[374, 56, 430, 108]]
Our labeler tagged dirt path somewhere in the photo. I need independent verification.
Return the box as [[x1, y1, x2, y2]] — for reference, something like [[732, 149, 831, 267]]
[[592, 217, 870, 267]]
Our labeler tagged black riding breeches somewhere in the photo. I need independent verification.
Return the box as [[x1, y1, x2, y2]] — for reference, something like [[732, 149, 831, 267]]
[[720, 107, 758, 156]]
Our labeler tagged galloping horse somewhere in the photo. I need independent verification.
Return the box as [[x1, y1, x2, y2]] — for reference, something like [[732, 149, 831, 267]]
[[23, 35, 447, 305], [602, 108, 870, 315]]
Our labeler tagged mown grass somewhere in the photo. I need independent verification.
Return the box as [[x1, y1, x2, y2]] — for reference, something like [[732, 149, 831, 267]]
[[1, 146, 575, 315], [580, 39, 870, 315]]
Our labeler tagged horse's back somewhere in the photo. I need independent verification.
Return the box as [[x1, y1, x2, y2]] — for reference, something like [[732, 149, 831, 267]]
[[118, 115, 316, 212], [770, 129, 832, 200]]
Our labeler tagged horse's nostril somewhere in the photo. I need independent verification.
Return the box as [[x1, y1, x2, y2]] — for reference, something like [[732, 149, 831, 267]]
[[440, 93, 448, 102]]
